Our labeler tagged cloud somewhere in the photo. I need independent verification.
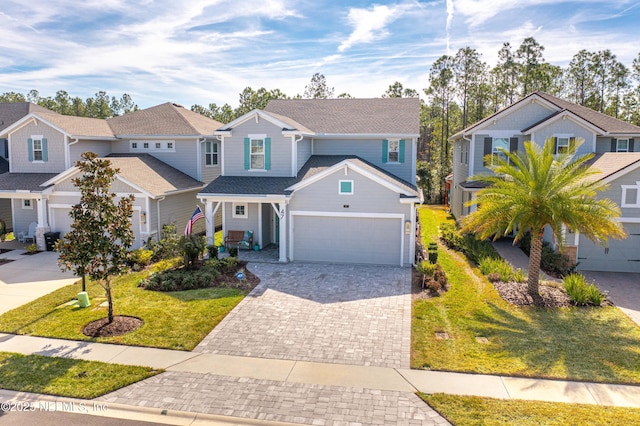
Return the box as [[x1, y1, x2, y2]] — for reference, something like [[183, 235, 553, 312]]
[[338, 3, 410, 52]]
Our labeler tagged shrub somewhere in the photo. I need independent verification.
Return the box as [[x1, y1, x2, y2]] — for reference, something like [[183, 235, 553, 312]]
[[180, 234, 205, 269], [139, 265, 220, 292], [427, 242, 438, 263], [479, 257, 513, 282], [417, 260, 437, 278], [563, 273, 604, 306], [26, 243, 38, 253], [145, 224, 181, 261], [228, 247, 238, 258], [518, 233, 577, 277], [513, 268, 527, 283], [487, 273, 501, 283], [130, 248, 153, 267], [439, 222, 463, 250], [207, 244, 218, 259], [462, 235, 500, 264]]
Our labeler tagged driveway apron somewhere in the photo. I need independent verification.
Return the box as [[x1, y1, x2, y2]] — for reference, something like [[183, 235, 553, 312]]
[[195, 262, 413, 369]]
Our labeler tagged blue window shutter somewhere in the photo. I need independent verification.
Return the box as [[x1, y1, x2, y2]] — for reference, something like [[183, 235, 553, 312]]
[[42, 138, 48, 162], [382, 139, 388, 163], [399, 139, 405, 163], [28, 138, 33, 162], [265, 137, 271, 170], [243, 138, 250, 170]]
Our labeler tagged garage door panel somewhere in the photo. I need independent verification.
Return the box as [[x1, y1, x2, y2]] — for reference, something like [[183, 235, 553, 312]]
[[578, 224, 640, 273], [293, 216, 401, 265]]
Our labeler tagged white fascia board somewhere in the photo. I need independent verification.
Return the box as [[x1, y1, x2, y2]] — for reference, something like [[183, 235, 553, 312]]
[[214, 130, 232, 136], [1, 114, 71, 139], [196, 194, 288, 203], [164, 186, 205, 196], [40, 167, 80, 187], [282, 130, 315, 137], [617, 217, 640, 223], [114, 175, 155, 199], [525, 110, 605, 135], [115, 134, 198, 140], [311, 133, 419, 139], [286, 159, 414, 196], [606, 133, 640, 137], [218, 109, 295, 132]]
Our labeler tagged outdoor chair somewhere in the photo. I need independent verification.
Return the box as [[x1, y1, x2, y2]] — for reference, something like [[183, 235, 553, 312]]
[[18, 222, 37, 243]]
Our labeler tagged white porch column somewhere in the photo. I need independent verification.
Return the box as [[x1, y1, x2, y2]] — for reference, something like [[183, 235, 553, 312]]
[[205, 200, 214, 246], [35, 197, 50, 251], [278, 202, 287, 262]]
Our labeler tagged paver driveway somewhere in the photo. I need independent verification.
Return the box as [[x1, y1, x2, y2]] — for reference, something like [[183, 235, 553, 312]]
[[581, 271, 640, 327], [195, 262, 412, 369]]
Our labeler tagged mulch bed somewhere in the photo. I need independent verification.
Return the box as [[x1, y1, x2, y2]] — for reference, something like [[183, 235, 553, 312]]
[[411, 268, 447, 300], [82, 315, 143, 337], [0, 259, 13, 266], [218, 260, 260, 290], [0, 248, 13, 254], [491, 281, 613, 308], [21, 251, 43, 256]]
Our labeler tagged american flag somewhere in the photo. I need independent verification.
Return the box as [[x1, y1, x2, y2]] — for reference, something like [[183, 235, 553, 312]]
[[184, 206, 205, 236]]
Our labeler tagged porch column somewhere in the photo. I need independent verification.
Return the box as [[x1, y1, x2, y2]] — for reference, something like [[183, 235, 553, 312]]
[[278, 203, 287, 262], [205, 200, 214, 246], [35, 197, 50, 251]]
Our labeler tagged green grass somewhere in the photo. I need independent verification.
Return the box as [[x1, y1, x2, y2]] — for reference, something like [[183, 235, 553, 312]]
[[0, 270, 246, 350], [0, 351, 159, 398], [413, 206, 640, 384], [421, 393, 640, 426]]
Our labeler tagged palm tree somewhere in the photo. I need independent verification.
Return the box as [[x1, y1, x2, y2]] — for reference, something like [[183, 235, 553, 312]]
[[461, 138, 626, 300]]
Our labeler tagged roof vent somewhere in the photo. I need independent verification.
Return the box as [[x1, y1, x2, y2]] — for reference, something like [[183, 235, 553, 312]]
[[172, 103, 183, 108]]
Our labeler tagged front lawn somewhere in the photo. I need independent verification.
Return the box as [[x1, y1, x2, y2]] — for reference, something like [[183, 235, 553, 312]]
[[421, 393, 640, 426], [413, 206, 640, 384], [0, 270, 246, 350], [0, 351, 159, 398]]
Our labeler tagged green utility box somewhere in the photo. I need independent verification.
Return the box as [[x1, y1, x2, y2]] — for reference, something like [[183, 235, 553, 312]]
[[77, 292, 91, 308]]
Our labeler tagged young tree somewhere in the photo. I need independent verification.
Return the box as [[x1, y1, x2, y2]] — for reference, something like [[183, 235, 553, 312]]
[[303, 73, 334, 99], [461, 138, 625, 301], [57, 152, 134, 323]]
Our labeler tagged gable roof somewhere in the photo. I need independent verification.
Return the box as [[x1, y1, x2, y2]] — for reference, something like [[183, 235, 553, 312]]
[[0, 102, 56, 133], [199, 155, 418, 197], [586, 152, 640, 183], [217, 109, 314, 135], [36, 112, 116, 138], [108, 103, 223, 136], [264, 98, 420, 135], [0, 172, 58, 192]]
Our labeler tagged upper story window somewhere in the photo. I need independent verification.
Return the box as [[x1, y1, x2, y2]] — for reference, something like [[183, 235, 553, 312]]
[[130, 140, 176, 152], [244, 135, 271, 171], [553, 135, 574, 155], [617, 139, 629, 152], [28, 136, 47, 162], [383, 139, 405, 163], [491, 137, 509, 165], [339, 180, 354, 195], [621, 182, 640, 208], [483, 136, 517, 166], [205, 141, 218, 166]]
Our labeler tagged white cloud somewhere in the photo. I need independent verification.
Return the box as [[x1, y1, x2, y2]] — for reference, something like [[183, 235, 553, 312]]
[[338, 4, 410, 52]]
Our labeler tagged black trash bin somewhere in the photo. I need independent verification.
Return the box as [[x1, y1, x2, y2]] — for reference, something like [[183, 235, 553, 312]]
[[44, 232, 60, 251]]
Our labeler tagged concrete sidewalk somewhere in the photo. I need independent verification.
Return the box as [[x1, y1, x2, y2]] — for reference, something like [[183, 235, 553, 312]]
[[1, 332, 639, 409]]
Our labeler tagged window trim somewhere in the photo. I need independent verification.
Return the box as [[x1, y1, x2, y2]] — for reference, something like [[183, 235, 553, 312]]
[[617, 138, 629, 152], [204, 141, 218, 167], [554, 134, 573, 155], [232, 202, 248, 219], [491, 137, 509, 166], [339, 180, 354, 195], [621, 182, 640, 208], [250, 137, 265, 170], [387, 140, 400, 163], [22, 199, 33, 210], [30, 135, 44, 162]]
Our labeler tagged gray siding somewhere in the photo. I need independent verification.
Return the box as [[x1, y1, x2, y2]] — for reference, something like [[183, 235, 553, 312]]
[[532, 120, 595, 157], [482, 102, 553, 132], [604, 170, 640, 218], [595, 136, 638, 154], [297, 138, 312, 173], [201, 139, 221, 184], [12, 199, 38, 235], [223, 119, 293, 177], [159, 190, 204, 236], [223, 202, 260, 237], [312, 138, 414, 184], [111, 138, 200, 180], [451, 139, 470, 219], [9, 120, 66, 173], [70, 140, 112, 164]]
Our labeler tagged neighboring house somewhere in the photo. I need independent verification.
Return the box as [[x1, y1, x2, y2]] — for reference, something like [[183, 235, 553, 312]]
[[450, 91, 640, 273], [197, 98, 421, 266], [0, 103, 223, 250]]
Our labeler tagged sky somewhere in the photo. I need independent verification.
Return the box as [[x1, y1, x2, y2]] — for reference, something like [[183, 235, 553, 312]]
[[0, 0, 639, 110]]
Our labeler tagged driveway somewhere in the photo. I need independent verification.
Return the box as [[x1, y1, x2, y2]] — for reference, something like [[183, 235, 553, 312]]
[[0, 247, 78, 315], [195, 262, 412, 369], [581, 271, 640, 327]]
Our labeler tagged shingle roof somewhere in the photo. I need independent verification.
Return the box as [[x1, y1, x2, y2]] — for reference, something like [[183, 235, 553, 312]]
[[0, 102, 56, 132], [0, 173, 58, 191], [36, 112, 115, 138], [534, 92, 640, 135], [264, 98, 420, 135], [105, 154, 204, 197], [586, 152, 640, 182], [108, 103, 223, 136], [199, 155, 418, 196]]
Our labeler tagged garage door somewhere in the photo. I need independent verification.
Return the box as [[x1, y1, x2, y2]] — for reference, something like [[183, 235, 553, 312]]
[[577, 223, 640, 273], [52, 208, 74, 237], [292, 215, 402, 266]]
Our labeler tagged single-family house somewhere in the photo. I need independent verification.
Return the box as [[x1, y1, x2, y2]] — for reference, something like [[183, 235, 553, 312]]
[[0, 102, 223, 250], [450, 91, 640, 273], [197, 98, 421, 266]]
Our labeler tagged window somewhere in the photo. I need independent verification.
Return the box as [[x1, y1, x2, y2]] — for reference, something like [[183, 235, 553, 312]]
[[205, 142, 218, 166], [33, 139, 43, 161], [130, 140, 175, 152], [143, 142, 149, 149], [28, 135, 46, 162], [617, 139, 629, 152], [250, 139, 264, 169], [491, 137, 509, 165], [622, 182, 640, 208], [556, 137, 570, 154], [388, 140, 399, 162], [339, 180, 354, 195], [232, 203, 248, 218], [167, 142, 173, 149], [155, 142, 161, 149], [132, 142, 138, 149], [22, 199, 33, 210]]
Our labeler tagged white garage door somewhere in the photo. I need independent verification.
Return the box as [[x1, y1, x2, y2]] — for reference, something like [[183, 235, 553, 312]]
[[577, 223, 640, 273], [52, 208, 74, 237], [292, 215, 403, 266]]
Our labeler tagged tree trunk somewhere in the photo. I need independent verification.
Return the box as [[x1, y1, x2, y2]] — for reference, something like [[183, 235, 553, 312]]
[[527, 230, 543, 300], [105, 279, 113, 323]]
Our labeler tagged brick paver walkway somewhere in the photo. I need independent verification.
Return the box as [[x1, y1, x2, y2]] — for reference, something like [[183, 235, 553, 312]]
[[195, 263, 412, 369], [98, 371, 449, 426]]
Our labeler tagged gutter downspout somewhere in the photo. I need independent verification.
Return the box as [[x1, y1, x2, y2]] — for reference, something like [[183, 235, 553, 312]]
[[156, 196, 165, 241], [67, 138, 80, 169]]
